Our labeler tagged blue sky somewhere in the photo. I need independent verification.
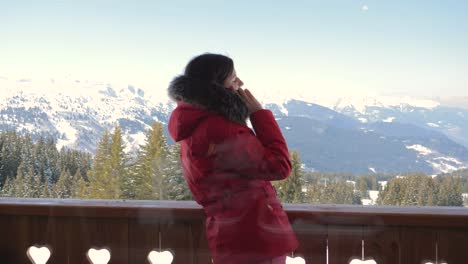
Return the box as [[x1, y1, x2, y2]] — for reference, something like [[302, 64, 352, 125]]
[[1, 0, 467, 98]]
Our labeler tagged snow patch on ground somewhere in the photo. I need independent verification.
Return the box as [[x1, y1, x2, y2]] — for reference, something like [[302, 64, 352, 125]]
[[406, 144, 433, 155], [433, 156, 463, 165], [382, 117, 395, 123], [427, 122, 440, 128], [428, 161, 463, 174], [124, 132, 147, 153], [406, 144, 466, 173], [55, 121, 78, 150], [278, 103, 289, 115]]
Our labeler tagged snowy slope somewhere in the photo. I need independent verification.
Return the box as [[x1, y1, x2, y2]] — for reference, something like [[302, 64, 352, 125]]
[[1, 76, 467, 174], [0, 77, 173, 153]]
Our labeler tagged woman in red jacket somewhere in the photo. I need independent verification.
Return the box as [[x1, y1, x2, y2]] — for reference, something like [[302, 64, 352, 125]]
[[168, 53, 298, 264]]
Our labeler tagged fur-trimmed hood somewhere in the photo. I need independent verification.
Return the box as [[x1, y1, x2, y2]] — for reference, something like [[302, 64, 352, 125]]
[[168, 75, 249, 125]]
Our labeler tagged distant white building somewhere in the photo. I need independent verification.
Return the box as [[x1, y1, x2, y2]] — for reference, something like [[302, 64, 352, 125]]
[[346, 180, 356, 187], [369, 190, 379, 201], [362, 190, 380, 205], [378, 181, 387, 190]]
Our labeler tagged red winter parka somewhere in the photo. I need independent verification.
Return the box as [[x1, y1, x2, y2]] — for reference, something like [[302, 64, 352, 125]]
[[168, 76, 298, 264]]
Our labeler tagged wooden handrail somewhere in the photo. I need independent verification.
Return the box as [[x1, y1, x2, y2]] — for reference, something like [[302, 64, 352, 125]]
[[1, 198, 467, 227], [1, 198, 468, 264]]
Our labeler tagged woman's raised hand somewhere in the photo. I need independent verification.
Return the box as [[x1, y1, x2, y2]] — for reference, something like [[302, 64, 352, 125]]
[[237, 88, 263, 115]]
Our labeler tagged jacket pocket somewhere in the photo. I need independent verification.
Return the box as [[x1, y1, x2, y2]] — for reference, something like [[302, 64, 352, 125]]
[[257, 198, 290, 234]]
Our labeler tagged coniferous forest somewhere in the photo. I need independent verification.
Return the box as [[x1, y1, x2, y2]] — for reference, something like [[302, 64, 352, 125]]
[[0, 122, 191, 201], [0, 123, 466, 206]]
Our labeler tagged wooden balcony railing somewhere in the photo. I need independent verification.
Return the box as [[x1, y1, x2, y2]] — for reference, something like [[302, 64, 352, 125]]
[[1, 198, 468, 264]]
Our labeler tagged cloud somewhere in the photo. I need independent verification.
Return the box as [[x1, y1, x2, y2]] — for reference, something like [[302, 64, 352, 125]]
[[361, 5, 369, 11]]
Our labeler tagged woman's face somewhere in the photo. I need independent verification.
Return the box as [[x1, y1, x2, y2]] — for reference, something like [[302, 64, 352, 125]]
[[223, 69, 244, 91]]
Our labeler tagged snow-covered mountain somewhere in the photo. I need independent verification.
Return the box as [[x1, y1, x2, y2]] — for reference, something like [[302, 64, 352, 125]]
[[267, 100, 468, 174], [323, 96, 468, 150], [0, 77, 173, 153], [266, 94, 468, 149], [1, 76, 467, 174]]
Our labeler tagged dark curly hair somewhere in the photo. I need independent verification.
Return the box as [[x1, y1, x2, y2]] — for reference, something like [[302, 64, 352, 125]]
[[183, 53, 234, 86]]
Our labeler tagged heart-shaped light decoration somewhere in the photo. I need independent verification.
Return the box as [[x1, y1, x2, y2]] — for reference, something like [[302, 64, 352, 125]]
[[27, 246, 51, 264], [87, 248, 111, 264], [286, 256, 305, 264], [349, 259, 377, 264], [147, 250, 174, 264]]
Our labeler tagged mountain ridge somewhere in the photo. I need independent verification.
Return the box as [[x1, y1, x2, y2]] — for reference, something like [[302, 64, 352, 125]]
[[1, 77, 467, 174]]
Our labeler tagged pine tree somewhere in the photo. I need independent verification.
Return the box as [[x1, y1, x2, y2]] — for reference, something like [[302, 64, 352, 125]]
[[109, 126, 128, 199], [377, 177, 406, 205], [44, 136, 60, 184], [304, 173, 361, 205], [88, 126, 127, 199], [131, 121, 170, 200], [356, 176, 370, 199], [438, 175, 463, 206], [0, 131, 93, 198], [53, 169, 74, 198], [40, 182, 52, 198], [274, 150, 304, 203], [31, 166, 43, 198], [0, 177, 14, 197], [0, 132, 22, 187], [0, 133, 5, 188], [87, 129, 113, 199], [401, 173, 424, 206], [72, 170, 89, 198], [14, 161, 42, 198], [57, 148, 92, 183], [304, 174, 321, 204], [33, 136, 47, 182], [20, 134, 35, 176], [329, 181, 361, 205], [417, 175, 438, 206], [78, 152, 93, 181], [165, 143, 192, 200], [305, 173, 332, 204], [376, 173, 461, 206], [12, 168, 25, 197], [121, 161, 138, 199]]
